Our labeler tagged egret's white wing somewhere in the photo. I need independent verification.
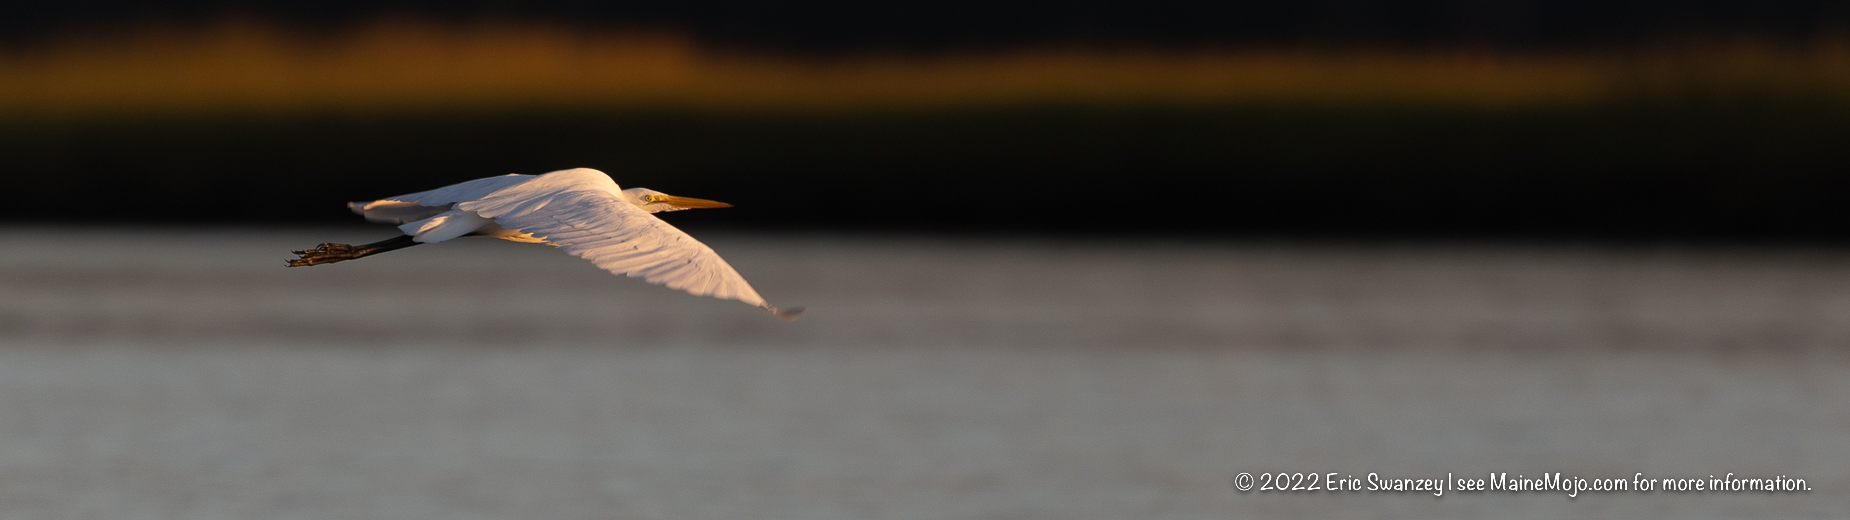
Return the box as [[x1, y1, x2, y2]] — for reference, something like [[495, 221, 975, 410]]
[[349, 174, 535, 224], [456, 168, 782, 313]]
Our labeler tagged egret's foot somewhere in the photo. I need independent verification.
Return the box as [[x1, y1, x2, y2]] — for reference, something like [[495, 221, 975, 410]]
[[286, 236, 423, 267], [287, 243, 363, 267]]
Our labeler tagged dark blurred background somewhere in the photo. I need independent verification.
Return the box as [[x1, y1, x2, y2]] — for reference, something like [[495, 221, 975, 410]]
[[9, 0, 1848, 48], [6, 5, 1850, 519], [4, 0, 1850, 240]]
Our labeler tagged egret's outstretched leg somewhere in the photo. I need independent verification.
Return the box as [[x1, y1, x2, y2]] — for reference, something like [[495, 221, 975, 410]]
[[287, 235, 422, 267]]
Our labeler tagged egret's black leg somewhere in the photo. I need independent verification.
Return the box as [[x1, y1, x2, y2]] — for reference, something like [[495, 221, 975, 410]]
[[287, 235, 423, 267]]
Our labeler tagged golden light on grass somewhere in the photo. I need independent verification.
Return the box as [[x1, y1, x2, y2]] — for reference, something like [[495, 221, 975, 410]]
[[3, 18, 1850, 118]]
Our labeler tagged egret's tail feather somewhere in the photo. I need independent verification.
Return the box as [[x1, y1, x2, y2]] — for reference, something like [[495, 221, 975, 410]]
[[764, 305, 806, 322]]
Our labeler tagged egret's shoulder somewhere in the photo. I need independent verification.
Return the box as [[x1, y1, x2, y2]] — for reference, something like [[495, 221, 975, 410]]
[[532, 168, 619, 189]]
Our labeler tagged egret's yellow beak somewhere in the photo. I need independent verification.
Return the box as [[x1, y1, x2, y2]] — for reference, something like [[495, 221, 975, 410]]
[[656, 195, 733, 209]]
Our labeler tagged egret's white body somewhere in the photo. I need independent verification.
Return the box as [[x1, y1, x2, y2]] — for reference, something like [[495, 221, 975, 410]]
[[298, 167, 801, 320]]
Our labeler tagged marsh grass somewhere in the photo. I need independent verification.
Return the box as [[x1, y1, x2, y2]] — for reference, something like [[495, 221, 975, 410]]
[[5, 18, 1850, 117]]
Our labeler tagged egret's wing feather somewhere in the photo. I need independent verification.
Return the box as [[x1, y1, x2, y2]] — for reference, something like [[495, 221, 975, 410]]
[[455, 169, 770, 308], [349, 174, 535, 224], [383, 174, 536, 207]]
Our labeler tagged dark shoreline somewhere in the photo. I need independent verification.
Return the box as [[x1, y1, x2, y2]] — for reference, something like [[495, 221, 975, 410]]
[[8, 99, 1849, 241]]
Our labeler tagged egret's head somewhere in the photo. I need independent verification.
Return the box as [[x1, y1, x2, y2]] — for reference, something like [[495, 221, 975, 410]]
[[622, 187, 734, 214]]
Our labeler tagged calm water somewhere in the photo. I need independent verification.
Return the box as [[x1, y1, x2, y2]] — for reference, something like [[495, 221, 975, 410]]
[[1, 227, 1846, 519]]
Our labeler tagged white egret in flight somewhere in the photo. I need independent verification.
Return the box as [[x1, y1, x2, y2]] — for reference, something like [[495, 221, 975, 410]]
[[288, 167, 803, 320]]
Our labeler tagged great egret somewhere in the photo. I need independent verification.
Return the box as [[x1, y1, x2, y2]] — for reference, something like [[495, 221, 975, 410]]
[[288, 168, 803, 320]]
